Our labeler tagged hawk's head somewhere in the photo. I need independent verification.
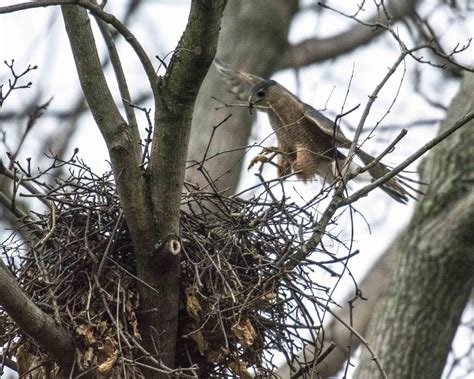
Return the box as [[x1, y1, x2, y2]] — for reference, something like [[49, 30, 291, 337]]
[[248, 80, 278, 111]]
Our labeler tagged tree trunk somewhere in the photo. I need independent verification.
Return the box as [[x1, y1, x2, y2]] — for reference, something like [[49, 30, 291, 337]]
[[187, 0, 298, 194], [354, 72, 474, 378]]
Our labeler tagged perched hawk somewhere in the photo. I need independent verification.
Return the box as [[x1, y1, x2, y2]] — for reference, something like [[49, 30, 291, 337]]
[[214, 59, 419, 204]]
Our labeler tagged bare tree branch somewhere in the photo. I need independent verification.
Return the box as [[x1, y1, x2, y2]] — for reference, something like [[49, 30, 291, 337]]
[[282, 247, 396, 378], [187, 0, 299, 194], [61, 5, 154, 250], [354, 72, 474, 378], [275, 0, 418, 70], [0, 260, 76, 375], [139, 1, 227, 375], [94, 6, 140, 134], [314, 299, 388, 379], [0, 0, 158, 96], [343, 110, 474, 205]]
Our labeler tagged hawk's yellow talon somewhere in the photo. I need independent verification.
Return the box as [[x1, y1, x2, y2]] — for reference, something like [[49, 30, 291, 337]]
[[248, 155, 270, 170]]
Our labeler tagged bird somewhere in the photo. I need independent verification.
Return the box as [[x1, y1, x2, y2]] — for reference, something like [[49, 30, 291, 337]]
[[213, 59, 420, 204]]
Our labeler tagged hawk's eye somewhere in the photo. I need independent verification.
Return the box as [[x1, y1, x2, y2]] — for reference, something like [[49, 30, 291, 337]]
[[256, 90, 266, 98]]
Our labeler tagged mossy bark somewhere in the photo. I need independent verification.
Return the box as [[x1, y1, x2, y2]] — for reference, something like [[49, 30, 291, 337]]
[[354, 73, 474, 378]]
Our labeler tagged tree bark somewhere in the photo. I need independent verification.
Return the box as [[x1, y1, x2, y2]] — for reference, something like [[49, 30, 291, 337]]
[[354, 72, 474, 378], [275, 0, 417, 70], [0, 260, 76, 376], [61, 4, 154, 255], [187, 0, 298, 194], [145, 1, 226, 375], [62, 3, 227, 377]]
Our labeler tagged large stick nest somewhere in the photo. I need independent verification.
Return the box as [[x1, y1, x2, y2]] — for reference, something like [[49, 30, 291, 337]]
[[0, 156, 348, 378]]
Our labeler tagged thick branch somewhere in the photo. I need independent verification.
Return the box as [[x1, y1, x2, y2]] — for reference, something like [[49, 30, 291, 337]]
[[187, 0, 299, 194], [354, 72, 474, 378], [95, 13, 140, 134], [0, 0, 158, 95], [275, 0, 417, 70], [150, 0, 227, 249], [127, 1, 227, 375], [0, 260, 76, 375], [61, 5, 154, 251]]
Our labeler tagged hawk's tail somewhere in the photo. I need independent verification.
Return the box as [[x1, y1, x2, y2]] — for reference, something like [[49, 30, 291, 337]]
[[355, 149, 424, 204]]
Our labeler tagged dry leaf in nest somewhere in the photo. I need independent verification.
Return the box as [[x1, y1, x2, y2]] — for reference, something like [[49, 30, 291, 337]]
[[98, 320, 108, 336], [126, 286, 139, 313], [207, 346, 229, 363], [232, 319, 256, 348], [76, 324, 97, 345], [16, 344, 36, 376], [130, 315, 141, 340], [97, 351, 118, 376], [229, 360, 253, 379], [186, 288, 203, 321], [13, 344, 61, 378], [82, 346, 95, 369], [98, 336, 117, 357], [124, 290, 141, 340], [261, 292, 277, 301], [190, 330, 208, 355], [97, 334, 118, 375]]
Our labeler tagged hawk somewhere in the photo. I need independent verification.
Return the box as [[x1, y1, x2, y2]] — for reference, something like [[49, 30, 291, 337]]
[[214, 59, 419, 204]]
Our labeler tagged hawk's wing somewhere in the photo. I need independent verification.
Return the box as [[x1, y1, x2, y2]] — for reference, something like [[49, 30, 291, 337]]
[[302, 103, 353, 148], [214, 59, 265, 101], [303, 103, 418, 203]]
